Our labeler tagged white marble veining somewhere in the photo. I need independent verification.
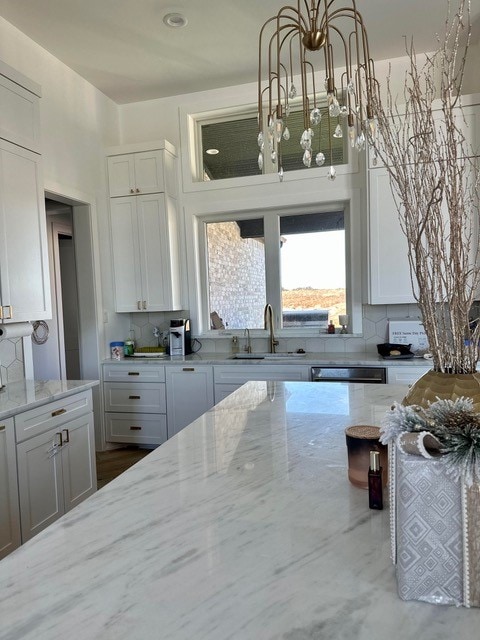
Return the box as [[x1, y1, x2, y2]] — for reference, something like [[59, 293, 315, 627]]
[[0, 379, 99, 420], [103, 351, 432, 367], [1, 381, 477, 639]]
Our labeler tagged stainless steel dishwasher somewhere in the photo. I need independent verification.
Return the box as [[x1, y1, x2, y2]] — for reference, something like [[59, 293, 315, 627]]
[[310, 366, 387, 383]]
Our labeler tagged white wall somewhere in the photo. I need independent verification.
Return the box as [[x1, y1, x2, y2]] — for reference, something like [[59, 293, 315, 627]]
[[0, 16, 130, 355]]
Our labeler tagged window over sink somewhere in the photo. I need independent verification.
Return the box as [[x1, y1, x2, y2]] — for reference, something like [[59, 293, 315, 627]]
[[200, 208, 347, 333]]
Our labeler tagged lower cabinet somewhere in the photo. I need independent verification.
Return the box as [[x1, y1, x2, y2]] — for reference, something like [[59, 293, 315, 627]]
[[387, 365, 431, 385], [213, 364, 310, 404], [103, 364, 167, 446], [17, 412, 96, 542], [14, 388, 96, 544], [165, 365, 214, 438], [0, 417, 21, 559]]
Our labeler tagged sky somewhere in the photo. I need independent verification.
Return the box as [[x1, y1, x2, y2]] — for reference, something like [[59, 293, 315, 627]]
[[280, 230, 346, 289]]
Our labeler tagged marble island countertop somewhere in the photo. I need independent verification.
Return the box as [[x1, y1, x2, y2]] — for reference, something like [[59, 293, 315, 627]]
[[103, 350, 433, 367], [0, 379, 99, 420], [1, 381, 478, 639]]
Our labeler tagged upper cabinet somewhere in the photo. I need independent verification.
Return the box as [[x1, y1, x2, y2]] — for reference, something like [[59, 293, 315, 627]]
[[107, 142, 182, 313], [0, 62, 41, 154], [0, 61, 51, 323], [107, 141, 178, 198], [367, 166, 416, 305]]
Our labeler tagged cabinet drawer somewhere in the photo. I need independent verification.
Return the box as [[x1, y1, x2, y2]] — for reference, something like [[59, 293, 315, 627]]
[[105, 413, 167, 445], [15, 390, 93, 443], [103, 364, 165, 383], [213, 364, 309, 385], [104, 382, 166, 413]]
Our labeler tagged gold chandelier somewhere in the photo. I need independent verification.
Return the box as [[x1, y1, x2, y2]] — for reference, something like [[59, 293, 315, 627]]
[[257, 0, 376, 181]]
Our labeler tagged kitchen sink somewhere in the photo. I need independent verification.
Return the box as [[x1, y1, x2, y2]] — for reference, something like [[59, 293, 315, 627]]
[[230, 352, 306, 359]]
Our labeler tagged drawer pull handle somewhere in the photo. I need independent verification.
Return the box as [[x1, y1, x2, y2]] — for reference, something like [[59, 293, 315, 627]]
[[0, 425, 5, 432], [183, 367, 195, 372], [52, 408, 66, 417], [62, 429, 70, 443], [130, 426, 142, 431], [128, 372, 140, 376], [129, 395, 141, 400], [56, 431, 63, 446], [4, 305, 13, 319]]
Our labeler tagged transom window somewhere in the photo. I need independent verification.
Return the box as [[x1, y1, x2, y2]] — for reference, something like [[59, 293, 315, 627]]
[[198, 102, 346, 182]]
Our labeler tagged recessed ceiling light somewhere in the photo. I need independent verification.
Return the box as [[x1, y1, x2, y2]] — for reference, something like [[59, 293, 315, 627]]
[[163, 13, 188, 28], [206, 148, 219, 155]]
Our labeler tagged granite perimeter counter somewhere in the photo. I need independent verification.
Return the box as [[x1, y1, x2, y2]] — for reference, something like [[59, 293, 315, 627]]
[[1, 381, 478, 640]]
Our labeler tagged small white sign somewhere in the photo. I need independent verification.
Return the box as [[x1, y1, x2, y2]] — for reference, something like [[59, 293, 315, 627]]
[[388, 320, 428, 352]]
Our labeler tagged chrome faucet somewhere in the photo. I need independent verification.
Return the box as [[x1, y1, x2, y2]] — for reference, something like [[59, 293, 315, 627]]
[[243, 328, 252, 353], [264, 304, 279, 354]]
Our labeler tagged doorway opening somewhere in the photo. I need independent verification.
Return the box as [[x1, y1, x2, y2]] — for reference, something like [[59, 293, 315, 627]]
[[30, 190, 104, 450]]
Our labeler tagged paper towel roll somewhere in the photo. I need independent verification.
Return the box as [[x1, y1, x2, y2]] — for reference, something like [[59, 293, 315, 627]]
[[0, 322, 33, 339]]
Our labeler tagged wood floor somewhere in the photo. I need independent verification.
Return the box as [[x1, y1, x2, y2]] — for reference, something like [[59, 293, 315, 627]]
[[96, 446, 151, 489]]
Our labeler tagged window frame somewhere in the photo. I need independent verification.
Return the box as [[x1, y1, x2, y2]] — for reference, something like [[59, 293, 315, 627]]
[[195, 200, 362, 338], [179, 98, 358, 194]]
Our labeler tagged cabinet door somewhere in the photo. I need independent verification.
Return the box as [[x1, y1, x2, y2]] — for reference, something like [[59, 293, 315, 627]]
[[0, 417, 21, 559], [0, 139, 51, 322], [107, 154, 136, 197], [0, 74, 41, 153], [137, 193, 180, 311], [17, 428, 64, 542], [134, 151, 165, 194], [166, 366, 214, 438], [61, 414, 96, 512], [110, 196, 143, 312], [368, 167, 416, 304]]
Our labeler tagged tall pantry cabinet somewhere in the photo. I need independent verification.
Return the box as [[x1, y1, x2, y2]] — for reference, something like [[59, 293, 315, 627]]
[[0, 61, 51, 323], [107, 141, 182, 313]]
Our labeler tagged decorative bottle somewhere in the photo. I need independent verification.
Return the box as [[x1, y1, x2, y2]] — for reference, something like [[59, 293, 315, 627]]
[[368, 450, 383, 510]]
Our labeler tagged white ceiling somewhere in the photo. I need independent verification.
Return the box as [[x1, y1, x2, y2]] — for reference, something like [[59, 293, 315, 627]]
[[0, 0, 479, 104]]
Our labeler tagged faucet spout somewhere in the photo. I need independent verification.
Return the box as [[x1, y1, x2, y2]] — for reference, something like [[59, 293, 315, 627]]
[[264, 304, 279, 354]]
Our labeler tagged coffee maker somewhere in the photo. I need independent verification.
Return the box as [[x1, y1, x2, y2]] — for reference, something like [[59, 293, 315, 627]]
[[169, 319, 192, 356]]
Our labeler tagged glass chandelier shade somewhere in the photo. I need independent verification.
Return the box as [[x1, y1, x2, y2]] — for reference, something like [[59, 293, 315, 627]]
[[257, 0, 377, 180]]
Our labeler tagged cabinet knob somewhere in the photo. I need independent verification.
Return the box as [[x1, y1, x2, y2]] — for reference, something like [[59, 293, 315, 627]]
[[130, 188, 135, 194], [136, 188, 140, 193], [129, 426, 142, 431]]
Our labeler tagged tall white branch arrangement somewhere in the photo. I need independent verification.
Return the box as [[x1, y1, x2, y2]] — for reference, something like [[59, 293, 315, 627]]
[[370, 0, 480, 374]]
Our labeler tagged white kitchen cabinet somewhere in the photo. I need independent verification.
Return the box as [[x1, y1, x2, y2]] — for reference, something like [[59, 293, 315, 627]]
[[166, 365, 214, 438], [213, 364, 310, 404], [15, 389, 96, 542], [103, 364, 167, 446], [110, 193, 181, 312], [0, 138, 51, 322], [0, 417, 21, 559], [367, 166, 416, 305], [107, 145, 177, 198], [0, 65, 41, 153], [387, 365, 431, 385]]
